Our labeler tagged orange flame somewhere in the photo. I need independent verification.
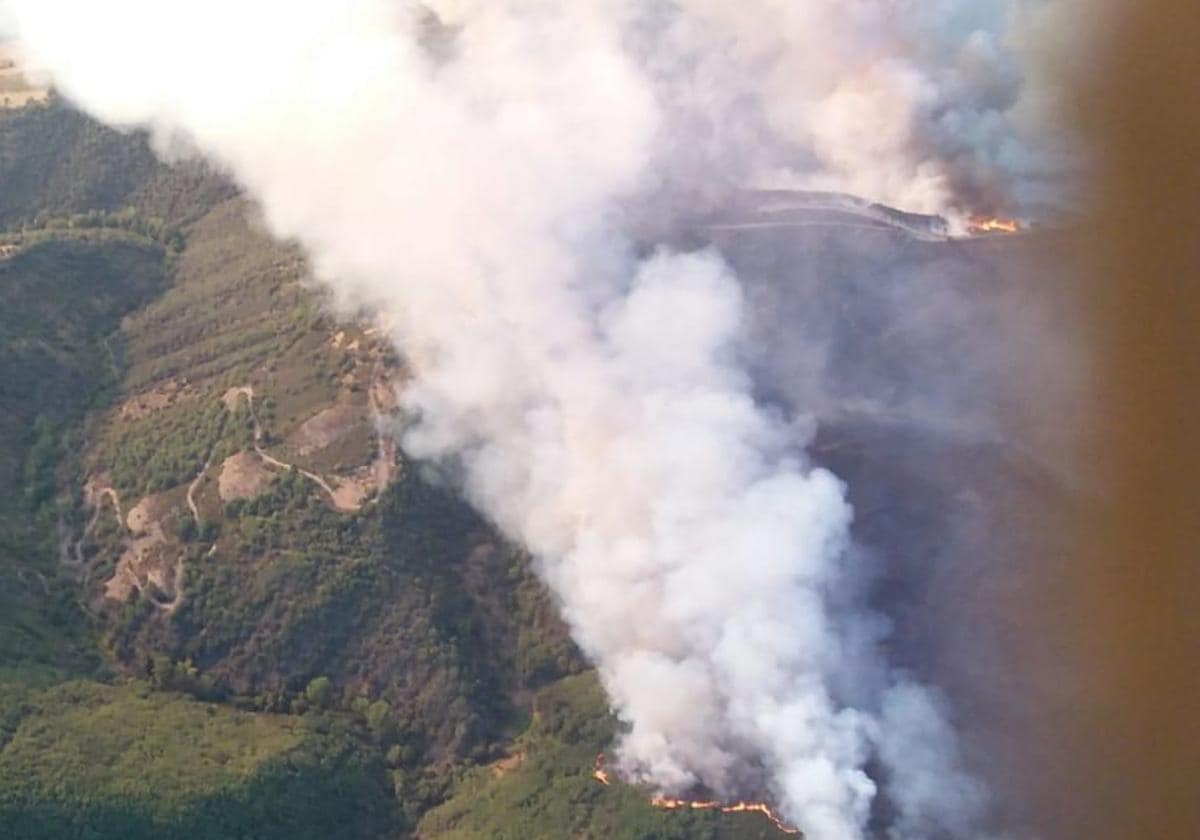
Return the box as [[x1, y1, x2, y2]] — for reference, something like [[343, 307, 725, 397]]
[[592, 755, 800, 835], [967, 216, 1021, 235], [650, 795, 802, 835], [592, 753, 613, 786]]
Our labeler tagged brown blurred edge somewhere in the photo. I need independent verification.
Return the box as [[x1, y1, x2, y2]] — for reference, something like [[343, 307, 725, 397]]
[[1036, 3, 1200, 838]]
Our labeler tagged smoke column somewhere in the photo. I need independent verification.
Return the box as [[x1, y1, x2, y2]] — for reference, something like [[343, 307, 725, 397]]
[[1, 1, 1056, 836]]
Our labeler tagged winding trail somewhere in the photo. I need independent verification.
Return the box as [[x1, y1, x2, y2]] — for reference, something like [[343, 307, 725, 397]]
[[151, 556, 186, 613], [186, 438, 223, 525], [71, 374, 400, 612], [186, 470, 205, 524], [163, 364, 398, 607], [148, 417, 229, 611], [227, 382, 397, 512], [69, 487, 124, 568], [227, 386, 341, 501]]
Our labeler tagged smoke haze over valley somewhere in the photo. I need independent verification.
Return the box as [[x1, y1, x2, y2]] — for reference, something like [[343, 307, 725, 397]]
[[0, 2, 1099, 838]]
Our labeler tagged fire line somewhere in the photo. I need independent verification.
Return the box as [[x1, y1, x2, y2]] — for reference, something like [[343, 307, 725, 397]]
[[592, 754, 802, 835], [592, 753, 612, 786], [967, 216, 1021, 235]]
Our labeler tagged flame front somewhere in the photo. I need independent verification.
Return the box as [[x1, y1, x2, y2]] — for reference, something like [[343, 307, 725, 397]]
[[650, 795, 802, 835], [967, 216, 1021, 235], [593, 755, 800, 835], [592, 753, 612, 786]]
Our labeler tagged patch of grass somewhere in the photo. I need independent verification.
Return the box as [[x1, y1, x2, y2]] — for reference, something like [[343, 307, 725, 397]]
[[0, 680, 396, 839], [118, 199, 319, 396], [0, 680, 304, 798]]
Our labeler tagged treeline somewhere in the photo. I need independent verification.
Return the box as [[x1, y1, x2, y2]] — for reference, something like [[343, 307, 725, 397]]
[[0, 207, 185, 253], [0, 101, 233, 231]]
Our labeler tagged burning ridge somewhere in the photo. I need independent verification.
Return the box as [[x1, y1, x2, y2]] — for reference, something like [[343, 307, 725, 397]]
[[703, 190, 1024, 242], [592, 754, 802, 836]]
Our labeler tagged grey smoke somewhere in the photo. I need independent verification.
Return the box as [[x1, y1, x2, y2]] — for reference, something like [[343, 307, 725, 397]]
[[1, 1, 1077, 837]]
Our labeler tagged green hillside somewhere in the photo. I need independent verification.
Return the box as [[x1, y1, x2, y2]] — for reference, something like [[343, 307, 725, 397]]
[[0, 681, 395, 839], [0, 100, 232, 229], [0, 232, 168, 675], [0, 101, 794, 838]]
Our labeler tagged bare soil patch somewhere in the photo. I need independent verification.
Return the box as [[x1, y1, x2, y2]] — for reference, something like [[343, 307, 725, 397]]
[[217, 451, 274, 502], [116, 379, 199, 421], [126, 493, 169, 535], [221, 385, 253, 412], [295, 404, 360, 455], [104, 492, 177, 604]]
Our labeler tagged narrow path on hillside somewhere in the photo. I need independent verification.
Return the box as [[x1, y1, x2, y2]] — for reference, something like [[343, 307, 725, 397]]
[[227, 386, 341, 502], [69, 362, 400, 612], [151, 555, 187, 613], [186, 466, 206, 525], [186, 422, 229, 526], [69, 487, 124, 568], [92, 376, 403, 609], [149, 421, 230, 612]]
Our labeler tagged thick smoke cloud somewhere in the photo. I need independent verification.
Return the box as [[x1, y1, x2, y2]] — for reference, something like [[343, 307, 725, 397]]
[[2, 1, 1057, 837], [636, 1, 1028, 217]]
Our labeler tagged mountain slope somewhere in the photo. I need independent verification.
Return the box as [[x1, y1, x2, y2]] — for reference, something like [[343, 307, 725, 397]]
[[0, 227, 402, 837], [0, 98, 1056, 838], [72, 195, 585, 767], [0, 99, 232, 229], [0, 100, 606, 838], [0, 232, 168, 675]]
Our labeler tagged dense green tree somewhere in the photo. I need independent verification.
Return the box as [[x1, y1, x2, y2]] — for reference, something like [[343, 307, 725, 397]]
[[304, 676, 333, 709]]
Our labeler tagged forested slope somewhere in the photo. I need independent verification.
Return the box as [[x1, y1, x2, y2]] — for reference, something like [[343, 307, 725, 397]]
[[0, 99, 802, 839]]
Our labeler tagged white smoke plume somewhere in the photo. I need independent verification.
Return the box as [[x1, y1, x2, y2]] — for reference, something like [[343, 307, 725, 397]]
[[627, 1, 1037, 219], [1, 1, 1052, 836]]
